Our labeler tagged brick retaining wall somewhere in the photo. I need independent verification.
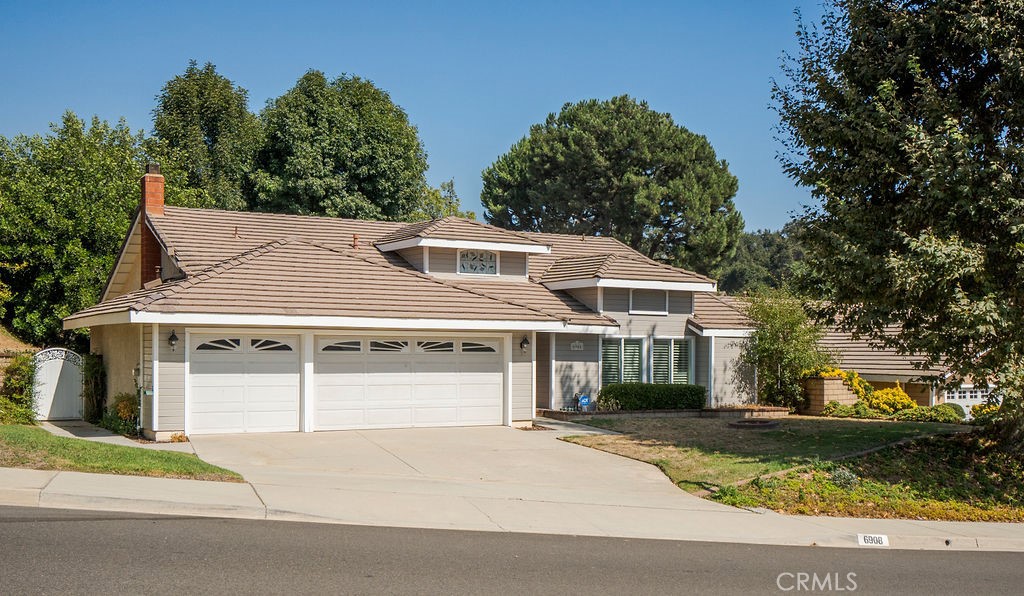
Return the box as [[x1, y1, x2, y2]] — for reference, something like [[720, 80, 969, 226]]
[[803, 377, 858, 415]]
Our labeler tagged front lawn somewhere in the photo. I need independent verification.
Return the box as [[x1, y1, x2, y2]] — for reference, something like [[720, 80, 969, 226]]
[[0, 424, 242, 482], [713, 433, 1024, 522], [564, 416, 963, 493]]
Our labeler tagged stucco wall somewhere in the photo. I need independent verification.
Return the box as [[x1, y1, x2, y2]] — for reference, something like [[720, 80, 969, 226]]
[[551, 333, 600, 410], [510, 335, 534, 421], [89, 324, 140, 406]]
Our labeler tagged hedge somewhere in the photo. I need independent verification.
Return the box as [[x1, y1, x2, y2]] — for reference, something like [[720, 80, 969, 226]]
[[598, 383, 706, 411]]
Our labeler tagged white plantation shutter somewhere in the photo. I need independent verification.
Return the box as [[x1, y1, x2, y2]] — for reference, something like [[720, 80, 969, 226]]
[[652, 340, 672, 384], [672, 340, 690, 384], [622, 339, 643, 383], [601, 340, 621, 386]]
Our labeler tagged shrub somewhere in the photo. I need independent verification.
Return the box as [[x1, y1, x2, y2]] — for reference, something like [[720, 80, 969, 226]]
[[97, 391, 140, 436], [0, 397, 36, 424], [852, 400, 886, 419], [81, 353, 106, 423], [893, 405, 963, 424], [829, 466, 859, 490], [804, 366, 873, 401], [598, 383, 706, 411], [934, 403, 966, 421], [821, 400, 854, 418], [0, 352, 36, 410], [971, 403, 1000, 426], [864, 383, 916, 415]]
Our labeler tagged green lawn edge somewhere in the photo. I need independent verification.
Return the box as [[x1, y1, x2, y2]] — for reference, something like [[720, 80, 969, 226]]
[[0, 424, 243, 482]]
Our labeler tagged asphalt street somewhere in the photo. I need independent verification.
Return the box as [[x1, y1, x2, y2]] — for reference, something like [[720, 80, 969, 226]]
[[0, 506, 1020, 595]]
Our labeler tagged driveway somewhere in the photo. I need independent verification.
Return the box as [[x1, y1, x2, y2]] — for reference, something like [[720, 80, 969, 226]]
[[190, 424, 737, 536]]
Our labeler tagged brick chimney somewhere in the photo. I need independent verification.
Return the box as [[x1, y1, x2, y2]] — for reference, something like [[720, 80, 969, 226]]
[[140, 164, 164, 287]]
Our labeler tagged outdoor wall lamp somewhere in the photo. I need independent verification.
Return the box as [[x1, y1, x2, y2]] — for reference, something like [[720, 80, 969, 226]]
[[168, 330, 179, 352], [520, 336, 530, 352]]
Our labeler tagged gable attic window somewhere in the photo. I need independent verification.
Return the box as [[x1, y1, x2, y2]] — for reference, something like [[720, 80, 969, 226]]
[[629, 289, 669, 315], [458, 249, 498, 275]]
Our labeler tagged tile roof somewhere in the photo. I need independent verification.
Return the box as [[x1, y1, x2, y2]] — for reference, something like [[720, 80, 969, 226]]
[[689, 293, 753, 331], [821, 329, 944, 380], [67, 239, 578, 324], [376, 216, 546, 247], [541, 253, 715, 286]]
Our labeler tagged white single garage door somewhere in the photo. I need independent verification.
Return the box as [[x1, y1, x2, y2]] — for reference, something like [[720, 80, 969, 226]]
[[314, 337, 504, 430], [190, 334, 301, 434]]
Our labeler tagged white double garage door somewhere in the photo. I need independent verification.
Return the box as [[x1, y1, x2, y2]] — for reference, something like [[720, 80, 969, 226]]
[[189, 334, 504, 434]]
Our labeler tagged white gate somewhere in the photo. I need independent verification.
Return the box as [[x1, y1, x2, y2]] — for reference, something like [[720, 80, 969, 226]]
[[33, 348, 83, 420]]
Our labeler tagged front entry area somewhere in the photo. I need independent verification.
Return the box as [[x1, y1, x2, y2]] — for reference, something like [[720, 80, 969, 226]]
[[189, 334, 301, 434]]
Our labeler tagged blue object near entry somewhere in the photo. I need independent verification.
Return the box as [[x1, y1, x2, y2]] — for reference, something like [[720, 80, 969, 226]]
[[578, 394, 591, 409]]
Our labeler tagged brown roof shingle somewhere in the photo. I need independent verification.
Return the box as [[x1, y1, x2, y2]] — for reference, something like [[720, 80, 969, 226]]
[[376, 216, 546, 247], [541, 253, 714, 286]]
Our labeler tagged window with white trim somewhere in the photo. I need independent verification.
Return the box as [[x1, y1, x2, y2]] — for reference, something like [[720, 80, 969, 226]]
[[416, 340, 455, 353], [195, 338, 241, 352], [629, 289, 669, 315], [601, 338, 644, 386], [652, 339, 692, 384], [369, 340, 410, 353], [461, 340, 498, 353], [320, 339, 362, 352], [458, 249, 498, 275]]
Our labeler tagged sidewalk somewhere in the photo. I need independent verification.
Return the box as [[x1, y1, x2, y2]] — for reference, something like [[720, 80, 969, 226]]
[[2, 419, 1021, 552]]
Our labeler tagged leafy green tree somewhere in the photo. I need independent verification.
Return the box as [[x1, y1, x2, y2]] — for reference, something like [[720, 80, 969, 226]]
[[149, 60, 261, 211], [250, 70, 429, 220], [481, 95, 743, 275], [0, 113, 145, 347], [405, 180, 474, 221], [775, 0, 1024, 444], [740, 289, 832, 408], [717, 221, 805, 293]]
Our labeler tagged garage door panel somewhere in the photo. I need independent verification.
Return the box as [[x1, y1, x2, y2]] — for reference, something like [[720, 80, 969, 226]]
[[365, 407, 413, 427], [414, 407, 460, 424], [190, 334, 300, 434]]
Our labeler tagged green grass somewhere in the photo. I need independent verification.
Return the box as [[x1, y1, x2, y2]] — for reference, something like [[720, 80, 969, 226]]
[[0, 424, 242, 482], [563, 416, 964, 493], [713, 433, 1024, 522]]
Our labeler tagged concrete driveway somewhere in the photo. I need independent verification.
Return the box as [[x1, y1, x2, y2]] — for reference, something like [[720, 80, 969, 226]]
[[190, 423, 737, 536]]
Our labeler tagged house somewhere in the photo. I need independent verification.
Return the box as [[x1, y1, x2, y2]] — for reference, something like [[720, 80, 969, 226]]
[[64, 166, 755, 439], [820, 330, 998, 413]]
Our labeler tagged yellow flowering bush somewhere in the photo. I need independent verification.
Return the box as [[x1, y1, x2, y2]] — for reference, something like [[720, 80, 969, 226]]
[[803, 366, 873, 401], [864, 383, 916, 415], [971, 403, 999, 418]]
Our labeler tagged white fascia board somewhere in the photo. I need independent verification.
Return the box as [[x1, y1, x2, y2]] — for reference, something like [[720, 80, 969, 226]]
[[685, 322, 753, 338], [554, 324, 621, 335], [63, 311, 132, 330], [543, 278, 717, 292], [129, 311, 575, 331], [376, 237, 551, 254]]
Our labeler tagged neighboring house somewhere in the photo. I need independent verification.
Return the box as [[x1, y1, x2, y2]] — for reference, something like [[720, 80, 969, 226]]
[[820, 330, 998, 413], [64, 166, 756, 438]]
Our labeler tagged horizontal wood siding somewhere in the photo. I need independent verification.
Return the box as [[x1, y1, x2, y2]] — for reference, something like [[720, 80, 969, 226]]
[[511, 344, 533, 421], [567, 287, 599, 312], [552, 334, 600, 410], [428, 248, 530, 281], [712, 338, 755, 406], [397, 247, 424, 271], [157, 325, 185, 431], [601, 288, 693, 336], [535, 333, 551, 409]]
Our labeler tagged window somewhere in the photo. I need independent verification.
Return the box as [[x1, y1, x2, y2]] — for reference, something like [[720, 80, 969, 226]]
[[461, 340, 498, 353], [320, 340, 362, 352], [629, 289, 669, 315], [601, 338, 644, 386], [417, 340, 455, 353], [652, 339, 692, 384], [458, 249, 498, 275], [369, 340, 410, 353], [195, 338, 241, 351], [250, 338, 294, 352]]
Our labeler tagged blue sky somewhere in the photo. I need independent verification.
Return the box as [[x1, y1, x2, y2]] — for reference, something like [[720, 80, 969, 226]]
[[0, 0, 822, 231]]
